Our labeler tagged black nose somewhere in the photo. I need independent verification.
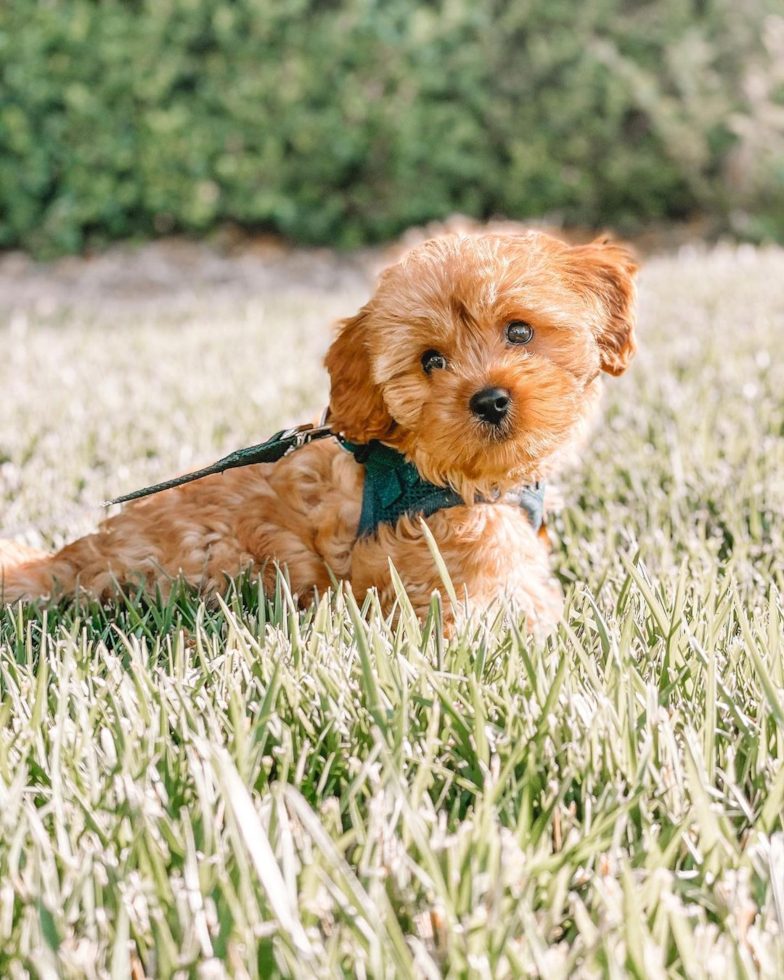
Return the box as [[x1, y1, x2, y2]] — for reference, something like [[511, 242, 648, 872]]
[[470, 387, 511, 425]]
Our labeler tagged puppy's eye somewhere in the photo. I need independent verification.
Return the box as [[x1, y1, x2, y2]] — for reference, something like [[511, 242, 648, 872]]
[[421, 349, 447, 374], [505, 321, 534, 345]]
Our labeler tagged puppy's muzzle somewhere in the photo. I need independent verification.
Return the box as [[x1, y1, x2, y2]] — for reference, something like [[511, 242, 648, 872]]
[[470, 386, 511, 426]]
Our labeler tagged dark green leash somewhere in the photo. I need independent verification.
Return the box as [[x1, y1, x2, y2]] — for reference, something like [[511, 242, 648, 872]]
[[105, 422, 334, 506], [105, 423, 546, 537]]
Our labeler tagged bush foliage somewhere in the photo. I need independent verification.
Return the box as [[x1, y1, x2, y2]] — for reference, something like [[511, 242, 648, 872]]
[[1, 0, 783, 254]]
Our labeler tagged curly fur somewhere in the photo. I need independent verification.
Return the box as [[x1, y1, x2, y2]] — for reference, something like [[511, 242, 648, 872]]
[[1, 231, 638, 632]]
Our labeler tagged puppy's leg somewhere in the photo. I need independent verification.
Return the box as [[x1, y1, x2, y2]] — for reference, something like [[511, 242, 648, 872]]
[[0, 525, 182, 604], [350, 503, 563, 634], [0, 540, 52, 603], [1, 444, 361, 606], [0, 540, 47, 568], [0, 476, 257, 603], [2, 547, 77, 604]]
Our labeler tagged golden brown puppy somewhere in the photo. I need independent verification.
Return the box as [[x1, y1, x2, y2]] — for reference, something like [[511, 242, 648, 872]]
[[1, 232, 637, 631]]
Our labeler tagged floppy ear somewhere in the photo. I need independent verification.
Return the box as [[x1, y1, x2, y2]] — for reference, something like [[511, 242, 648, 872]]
[[567, 239, 639, 376], [325, 307, 394, 442]]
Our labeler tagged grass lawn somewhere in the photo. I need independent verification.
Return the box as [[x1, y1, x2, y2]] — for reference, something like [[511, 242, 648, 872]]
[[1, 242, 784, 978]]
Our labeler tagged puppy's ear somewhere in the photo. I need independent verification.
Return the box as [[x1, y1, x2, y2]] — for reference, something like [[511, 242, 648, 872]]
[[567, 239, 639, 376], [325, 307, 394, 441]]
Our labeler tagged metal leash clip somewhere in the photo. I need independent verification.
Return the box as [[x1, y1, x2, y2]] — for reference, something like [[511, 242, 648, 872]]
[[279, 408, 334, 452]]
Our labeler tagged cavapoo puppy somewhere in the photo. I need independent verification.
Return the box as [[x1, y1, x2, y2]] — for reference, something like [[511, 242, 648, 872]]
[[0, 232, 637, 631]]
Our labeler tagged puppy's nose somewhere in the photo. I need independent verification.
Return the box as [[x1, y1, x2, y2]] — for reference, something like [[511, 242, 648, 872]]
[[470, 387, 511, 425]]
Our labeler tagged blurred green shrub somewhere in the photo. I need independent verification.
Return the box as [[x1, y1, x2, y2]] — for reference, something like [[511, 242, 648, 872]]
[[1, 0, 782, 255]]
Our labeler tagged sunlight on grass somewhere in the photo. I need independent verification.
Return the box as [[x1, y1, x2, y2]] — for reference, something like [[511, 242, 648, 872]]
[[1, 244, 784, 976]]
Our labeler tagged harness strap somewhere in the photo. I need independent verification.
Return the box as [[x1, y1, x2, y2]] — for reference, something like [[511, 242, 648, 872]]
[[342, 440, 545, 538], [344, 441, 462, 536]]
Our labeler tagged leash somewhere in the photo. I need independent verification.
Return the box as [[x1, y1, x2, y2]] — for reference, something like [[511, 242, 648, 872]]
[[103, 421, 335, 506]]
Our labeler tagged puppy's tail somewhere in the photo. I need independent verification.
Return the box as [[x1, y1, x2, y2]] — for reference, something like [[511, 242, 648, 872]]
[[0, 540, 58, 604]]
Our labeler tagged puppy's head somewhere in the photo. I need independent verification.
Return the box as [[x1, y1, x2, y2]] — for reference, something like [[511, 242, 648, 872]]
[[326, 232, 637, 496]]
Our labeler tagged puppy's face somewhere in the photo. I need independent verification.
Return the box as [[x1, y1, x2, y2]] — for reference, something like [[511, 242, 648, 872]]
[[327, 232, 638, 496]]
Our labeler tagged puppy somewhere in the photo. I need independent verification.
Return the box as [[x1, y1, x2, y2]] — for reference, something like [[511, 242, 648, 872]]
[[1, 232, 637, 631]]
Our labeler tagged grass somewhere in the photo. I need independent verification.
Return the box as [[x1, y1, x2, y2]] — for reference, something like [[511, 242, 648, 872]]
[[1, 243, 784, 977]]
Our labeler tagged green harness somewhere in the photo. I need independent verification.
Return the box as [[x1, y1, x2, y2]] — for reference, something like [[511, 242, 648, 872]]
[[107, 423, 546, 538], [343, 440, 545, 537]]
